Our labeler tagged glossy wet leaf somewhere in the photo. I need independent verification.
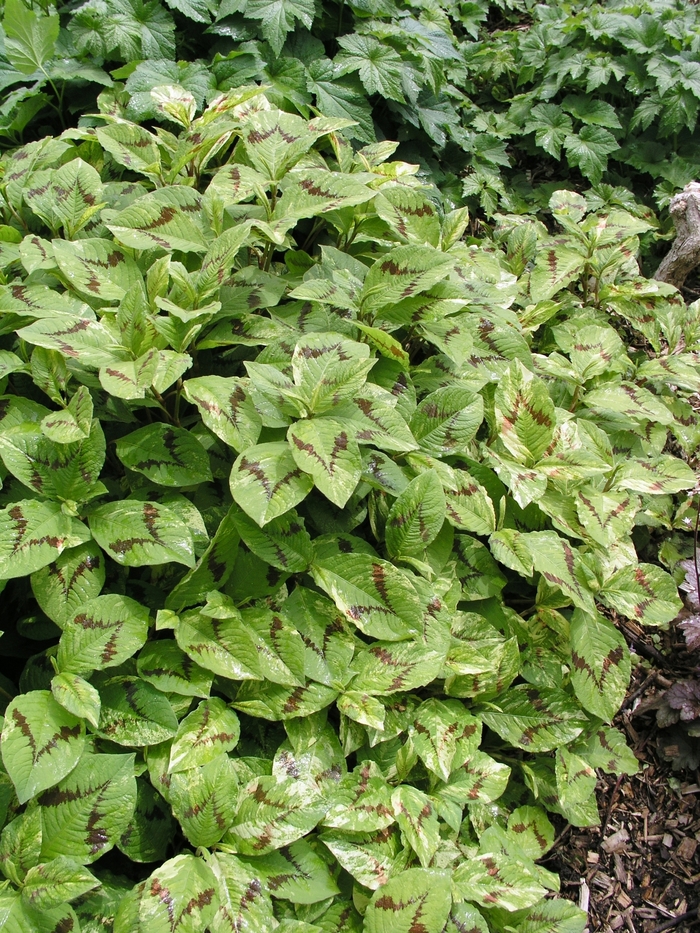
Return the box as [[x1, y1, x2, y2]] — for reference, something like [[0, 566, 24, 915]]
[[57, 594, 150, 675], [363, 867, 451, 933], [116, 424, 212, 486], [89, 500, 196, 568]]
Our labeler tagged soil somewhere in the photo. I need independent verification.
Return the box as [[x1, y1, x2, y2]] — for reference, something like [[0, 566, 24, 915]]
[[548, 621, 700, 933]]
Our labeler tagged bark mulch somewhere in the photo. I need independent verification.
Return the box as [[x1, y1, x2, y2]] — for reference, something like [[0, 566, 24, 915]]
[[547, 622, 700, 933]]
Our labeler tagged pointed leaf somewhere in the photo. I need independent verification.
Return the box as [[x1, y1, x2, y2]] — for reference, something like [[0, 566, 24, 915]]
[[477, 684, 587, 752], [30, 541, 105, 627], [57, 594, 150, 675], [104, 186, 210, 253], [116, 424, 212, 487], [288, 418, 362, 508], [599, 562, 683, 625], [385, 471, 445, 558], [361, 246, 453, 316], [230, 441, 313, 526], [88, 500, 195, 567], [169, 698, 240, 772], [364, 867, 451, 933]]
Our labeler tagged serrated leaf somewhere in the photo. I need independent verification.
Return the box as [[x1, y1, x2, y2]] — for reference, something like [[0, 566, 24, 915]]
[[3, 0, 58, 75], [116, 423, 212, 487], [31, 541, 105, 627], [104, 186, 210, 253], [137, 639, 214, 697], [88, 500, 195, 568], [50, 672, 101, 729], [364, 867, 451, 933], [599, 562, 682, 625], [569, 608, 629, 721], [385, 471, 445, 557], [94, 676, 178, 746], [0, 690, 85, 804], [230, 441, 314, 526], [288, 418, 362, 508], [563, 126, 619, 184], [409, 387, 483, 455], [56, 594, 149, 675], [169, 698, 240, 772], [169, 754, 239, 847], [477, 684, 587, 752], [136, 854, 218, 933]]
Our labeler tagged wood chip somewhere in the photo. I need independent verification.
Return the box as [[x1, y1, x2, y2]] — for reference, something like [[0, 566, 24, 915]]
[[587, 852, 599, 864], [602, 828, 630, 853], [675, 836, 698, 861], [617, 891, 632, 909], [662, 833, 674, 847]]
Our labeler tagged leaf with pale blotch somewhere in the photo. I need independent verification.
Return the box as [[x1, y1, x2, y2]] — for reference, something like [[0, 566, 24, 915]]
[[613, 455, 696, 495], [584, 382, 674, 425], [575, 488, 639, 548], [196, 224, 254, 300], [38, 751, 136, 864], [135, 854, 218, 933], [16, 315, 126, 369], [338, 691, 386, 730], [453, 836, 548, 912], [292, 333, 375, 415], [137, 639, 214, 697], [230, 441, 314, 527], [494, 361, 556, 465], [0, 690, 85, 804], [21, 856, 99, 910], [362, 450, 410, 495], [175, 609, 262, 682], [273, 170, 372, 224], [599, 562, 682, 626], [287, 418, 362, 509], [361, 246, 453, 316], [40, 385, 93, 444], [565, 324, 627, 381], [355, 323, 410, 369], [151, 84, 196, 128], [332, 396, 417, 453], [242, 838, 339, 904], [50, 672, 101, 729], [96, 123, 162, 175], [53, 238, 142, 304], [0, 807, 42, 886], [0, 419, 105, 503], [555, 747, 597, 818], [94, 675, 178, 746], [525, 531, 595, 613], [375, 188, 441, 247], [319, 824, 403, 891], [89, 500, 195, 568], [280, 586, 355, 688], [385, 471, 445, 558], [209, 851, 276, 933], [25, 159, 104, 238], [530, 238, 586, 302], [444, 904, 489, 933], [99, 349, 160, 401], [513, 899, 588, 933], [31, 541, 105, 628], [391, 785, 440, 868], [0, 891, 76, 933], [169, 755, 239, 848], [322, 762, 394, 832], [241, 606, 306, 687], [169, 698, 240, 773], [572, 726, 639, 776], [409, 387, 483, 455], [507, 806, 555, 859], [453, 535, 507, 600], [311, 553, 422, 641], [489, 529, 534, 576], [57, 594, 149, 675], [184, 376, 262, 453], [477, 684, 587, 752], [116, 423, 212, 488], [241, 109, 339, 181], [443, 467, 496, 536], [166, 506, 240, 612], [204, 164, 269, 213], [364, 867, 451, 933], [225, 775, 326, 855], [435, 750, 511, 805], [233, 680, 339, 721], [569, 609, 629, 722], [410, 698, 481, 782], [104, 186, 211, 253]]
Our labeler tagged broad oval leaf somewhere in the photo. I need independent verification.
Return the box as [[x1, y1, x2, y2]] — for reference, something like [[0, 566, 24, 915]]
[[57, 594, 150, 675], [94, 675, 178, 746], [168, 698, 240, 772], [363, 867, 452, 933], [230, 441, 314, 526], [288, 418, 362, 508], [183, 376, 262, 452], [1, 690, 85, 804], [477, 684, 587, 752], [409, 387, 483, 455], [569, 609, 630, 721], [116, 423, 212, 487], [385, 471, 445, 558], [88, 500, 196, 568], [104, 186, 211, 253], [0, 500, 91, 580], [361, 246, 453, 316], [30, 540, 105, 627], [598, 562, 682, 626], [494, 360, 556, 465], [136, 854, 218, 933]]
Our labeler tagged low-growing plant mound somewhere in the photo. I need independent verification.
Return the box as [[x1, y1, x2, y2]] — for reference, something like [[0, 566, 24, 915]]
[[0, 89, 697, 933]]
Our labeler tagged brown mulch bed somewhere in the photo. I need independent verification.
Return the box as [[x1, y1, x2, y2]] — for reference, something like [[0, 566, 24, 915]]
[[547, 623, 700, 933]]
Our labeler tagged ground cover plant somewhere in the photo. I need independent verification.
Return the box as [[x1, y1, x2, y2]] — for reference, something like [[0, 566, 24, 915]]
[[0, 78, 698, 932]]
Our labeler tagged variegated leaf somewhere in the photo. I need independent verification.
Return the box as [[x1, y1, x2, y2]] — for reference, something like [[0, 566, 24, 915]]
[[57, 594, 150, 675], [494, 360, 556, 465], [361, 246, 453, 316], [230, 441, 314, 526], [104, 186, 211, 253], [30, 540, 105, 627], [569, 608, 629, 721], [363, 867, 451, 933], [409, 386, 483, 455], [599, 562, 683, 625], [88, 500, 196, 568], [477, 684, 587, 752], [116, 423, 212, 487], [385, 470, 445, 558], [0, 500, 91, 580], [288, 418, 362, 508]]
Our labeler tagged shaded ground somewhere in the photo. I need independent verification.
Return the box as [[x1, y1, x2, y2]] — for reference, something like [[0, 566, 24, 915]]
[[549, 623, 700, 933]]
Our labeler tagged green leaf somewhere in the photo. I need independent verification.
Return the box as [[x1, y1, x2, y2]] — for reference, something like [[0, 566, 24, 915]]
[[135, 854, 218, 933], [311, 553, 421, 640], [391, 785, 440, 868], [374, 187, 441, 246], [530, 240, 586, 303], [0, 690, 85, 804], [241, 109, 340, 181], [209, 851, 276, 932], [166, 505, 240, 611], [336, 34, 405, 102], [361, 246, 452, 316], [116, 424, 212, 487], [96, 123, 162, 175], [0, 807, 42, 885], [613, 456, 696, 495], [94, 675, 178, 746], [363, 867, 451, 933], [443, 468, 496, 536], [174, 609, 262, 681], [230, 441, 314, 526], [409, 387, 483, 455], [526, 531, 595, 613], [477, 684, 587, 752], [118, 779, 175, 863], [435, 749, 511, 806], [3, 0, 59, 75], [599, 562, 683, 626], [104, 186, 211, 253], [563, 126, 619, 184], [137, 639, 214, 697], [225, 775, 326, 854], [569, 609, 629, 721], [16, 316, 127, 369], [25, 160, 104, 238], [512, 899, 587, 933], [385, 471, 445, 558], [274, 170, 372, 224], [241, 0, 315, 56], [410, 698, 481, 782], [522, 104, 573, 159], [242, 839, 339, 904], [584, 383, 674, 425], [41, 386, 94, 444], [288, 418, 362, 508], [21, 856, 99, 909], [88, 499, 196, 567], [31, 541, 106, 627], [52, 238, 142, 304], [507, 806, 555, 859], [169, 698, 240, 772], [232, 505, 313, 573], [169, 754, 239, 847], [453, 833, 548, 911], [50, 672, 101, 729], [572, 726, 639, 775], [57, 594, 150, 675], [494, 360, 556, 465], [319, 825, 403, 890]]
